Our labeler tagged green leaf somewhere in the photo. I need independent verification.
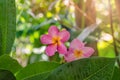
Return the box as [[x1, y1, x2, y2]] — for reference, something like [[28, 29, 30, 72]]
[[44, 57, 115, 80], [112, 67, 120, 80], [0, 70, 16, 80], [0, 0, 16, 55], [16, 61, 60, 80], [0, 55, 22, 74], [23, 72, 50, 80]]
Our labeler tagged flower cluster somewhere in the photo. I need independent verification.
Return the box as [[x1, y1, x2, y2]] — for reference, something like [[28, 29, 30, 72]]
[[40, 26, 94, 62]]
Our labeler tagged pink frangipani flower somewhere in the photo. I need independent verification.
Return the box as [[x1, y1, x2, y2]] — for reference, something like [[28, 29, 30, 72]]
[[40, 26, 70, 56], [64, 39, 94, 62]]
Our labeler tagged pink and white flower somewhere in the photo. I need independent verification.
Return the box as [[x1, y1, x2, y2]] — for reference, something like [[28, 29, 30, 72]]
[[64, 39, 94, 62], [40, 26, 70, 56]]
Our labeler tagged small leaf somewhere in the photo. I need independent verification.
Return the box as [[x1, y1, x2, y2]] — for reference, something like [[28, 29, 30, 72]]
[[0, 70, 16, 80], [44, 57, 115, 80], [0, 0, 16, 55], [16, 61, 60, 80], [0, 55, 22, 74]]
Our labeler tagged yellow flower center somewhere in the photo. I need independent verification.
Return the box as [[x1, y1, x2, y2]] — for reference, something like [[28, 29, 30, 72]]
[[52, 36, 61, 45], [74, 50, 83, 58]]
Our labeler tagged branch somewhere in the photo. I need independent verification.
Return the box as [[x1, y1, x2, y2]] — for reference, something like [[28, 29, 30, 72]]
[[108, 0, 120, 67]]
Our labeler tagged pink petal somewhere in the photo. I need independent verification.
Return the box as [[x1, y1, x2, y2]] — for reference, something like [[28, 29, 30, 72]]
[[40, 34, 53, 44], [48, 26, 59, 36], [45, 44, 57, 56], [58, 30, 70, 42], [82, 47, 94, 58], [57, 42, 67, 54], [70, 39, 84, 50], [64, 51, 75, 62]]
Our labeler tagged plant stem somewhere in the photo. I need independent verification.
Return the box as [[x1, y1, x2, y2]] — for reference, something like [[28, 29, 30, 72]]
[[108, 0, 120, 67]]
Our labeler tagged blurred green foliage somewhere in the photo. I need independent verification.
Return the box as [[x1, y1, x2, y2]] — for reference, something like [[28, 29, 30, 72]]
[[13, 0, 120, 66]]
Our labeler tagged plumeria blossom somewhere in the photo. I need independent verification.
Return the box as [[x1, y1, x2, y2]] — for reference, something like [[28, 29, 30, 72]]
[[64, 39, 94, 62], [40, 26, 70, 56]]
